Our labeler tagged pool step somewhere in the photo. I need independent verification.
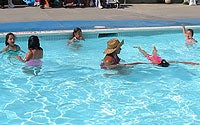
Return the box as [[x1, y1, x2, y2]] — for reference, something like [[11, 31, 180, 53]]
[[98, 33, 118, 38]]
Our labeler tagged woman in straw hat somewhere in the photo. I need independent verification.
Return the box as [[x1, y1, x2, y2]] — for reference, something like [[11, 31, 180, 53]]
[[100, 38, 145, 69], [100, 38, 124, 69]]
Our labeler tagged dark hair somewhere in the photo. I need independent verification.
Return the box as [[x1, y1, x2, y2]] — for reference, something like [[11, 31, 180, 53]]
[[28, 35, 42, 50], [5, 32, 15, 46], [158, 59, 170, 67], [72, 27, 82, 37], [188, 29, 194, 36]]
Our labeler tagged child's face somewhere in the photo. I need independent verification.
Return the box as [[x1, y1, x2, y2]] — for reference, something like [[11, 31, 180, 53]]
[[74, 31, 82, 39], [7, 35, 15, 46], [186, 30, 193, 39]]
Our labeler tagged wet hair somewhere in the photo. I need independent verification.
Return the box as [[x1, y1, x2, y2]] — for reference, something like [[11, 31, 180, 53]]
[[5, 32, 15, 46], [28, 35, 43, 50], [71, 27, 82, 38], [158, 59, 170, 67], [187, 29, 194, 36]]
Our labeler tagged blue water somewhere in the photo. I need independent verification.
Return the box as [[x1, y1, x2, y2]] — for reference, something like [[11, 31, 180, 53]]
[[0, 28, 200, 124]]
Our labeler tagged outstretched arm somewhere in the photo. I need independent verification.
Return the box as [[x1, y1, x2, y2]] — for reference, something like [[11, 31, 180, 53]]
[[180, 61, 200, 65], [182, 24, 187, 36], [169, 61, 200, 66], [125, 62, 150, 66], [66, 37, 76, 46]]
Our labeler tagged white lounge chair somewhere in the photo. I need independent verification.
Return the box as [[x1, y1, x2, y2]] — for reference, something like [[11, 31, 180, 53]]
[[107, 0, 119, 8]]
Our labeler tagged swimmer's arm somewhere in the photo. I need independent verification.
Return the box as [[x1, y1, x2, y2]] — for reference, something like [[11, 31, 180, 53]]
[[66, 37, 76, 46], [16, 50, 33, 62], [125, 62, 150, 66], [24, 51, 33, 62], [107, 62, 149, 68], [16, 56, 24, 62], [194, 39, 198, 43], [168, 61, 200, 65], [182, 24, 187, 36], [0, 46, 9, 53]]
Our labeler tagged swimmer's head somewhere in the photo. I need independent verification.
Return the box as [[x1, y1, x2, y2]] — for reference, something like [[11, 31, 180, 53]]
[[28, 35, 40, 49], [158, 59, 170, 67], [187, 29, 194, 38], [5, 32, 15, 46], [73, 27, 83, 40]]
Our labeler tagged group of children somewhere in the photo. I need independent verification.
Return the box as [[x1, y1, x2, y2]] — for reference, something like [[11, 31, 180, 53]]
[[0, 27, 84, 67], [0, 33, 43, 66], [0, 25, 198, 69]]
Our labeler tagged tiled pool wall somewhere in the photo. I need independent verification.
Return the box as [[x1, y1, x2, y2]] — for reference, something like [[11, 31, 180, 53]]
[[1, 26, 200, 42], [1, 19, 200, 33], [0, 19, 200, 42]]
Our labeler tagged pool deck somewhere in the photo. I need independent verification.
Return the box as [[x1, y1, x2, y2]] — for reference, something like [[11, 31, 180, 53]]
[[0, 4, 200, 32]]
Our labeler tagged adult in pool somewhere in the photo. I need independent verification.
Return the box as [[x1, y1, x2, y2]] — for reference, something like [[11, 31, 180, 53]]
[[100, 38, 145, 69]]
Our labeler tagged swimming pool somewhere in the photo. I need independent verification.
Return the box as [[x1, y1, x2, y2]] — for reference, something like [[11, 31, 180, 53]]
[[1, 27, 200, 124]]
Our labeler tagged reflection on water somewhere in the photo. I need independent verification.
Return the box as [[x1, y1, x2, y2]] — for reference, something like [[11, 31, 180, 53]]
[[103, 66, 133, 77], [1, 52, 42, 76], [70, 42, 83, 50], [22, 66, 42, 76]]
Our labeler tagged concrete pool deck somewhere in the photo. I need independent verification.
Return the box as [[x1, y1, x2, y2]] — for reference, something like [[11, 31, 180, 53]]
[[0, 4, 200, 32]]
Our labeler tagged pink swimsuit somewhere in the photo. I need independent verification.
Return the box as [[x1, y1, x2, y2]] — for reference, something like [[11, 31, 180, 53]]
[[26, 59, 42, 66], [147, 55, 162, 64], [25, 50, 42, 66], [185, 40, 195, 45]]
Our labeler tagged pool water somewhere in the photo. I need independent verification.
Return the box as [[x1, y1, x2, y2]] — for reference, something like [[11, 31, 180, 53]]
[[1, 28, 200, 124]]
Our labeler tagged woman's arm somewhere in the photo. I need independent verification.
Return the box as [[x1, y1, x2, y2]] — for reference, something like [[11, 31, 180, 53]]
[[169, 61, 200, 65]]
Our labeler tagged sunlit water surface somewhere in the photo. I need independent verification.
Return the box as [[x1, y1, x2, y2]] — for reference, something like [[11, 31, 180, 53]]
[[0, 28, 200, 124]]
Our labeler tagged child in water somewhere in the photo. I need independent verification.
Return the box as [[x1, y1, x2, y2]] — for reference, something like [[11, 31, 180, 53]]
[[134, 46, 170, 67], [0, 32, 22, 55], [16, 35, 43, 66], [182, 24, 197, 47], [66, 27, 85, 46], [134, 46, 200, 67]]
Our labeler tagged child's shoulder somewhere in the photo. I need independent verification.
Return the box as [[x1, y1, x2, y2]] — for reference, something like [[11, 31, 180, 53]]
[[14, 44, 21, 50], [2, 45, 9, 51]]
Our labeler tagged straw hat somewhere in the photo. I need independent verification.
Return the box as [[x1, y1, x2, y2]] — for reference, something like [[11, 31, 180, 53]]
[[104, 38, 124, 54]]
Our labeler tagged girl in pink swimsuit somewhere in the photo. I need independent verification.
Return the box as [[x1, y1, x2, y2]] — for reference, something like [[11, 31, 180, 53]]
[[134, 46, 169, 67], [16, 35, 43, 66]]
